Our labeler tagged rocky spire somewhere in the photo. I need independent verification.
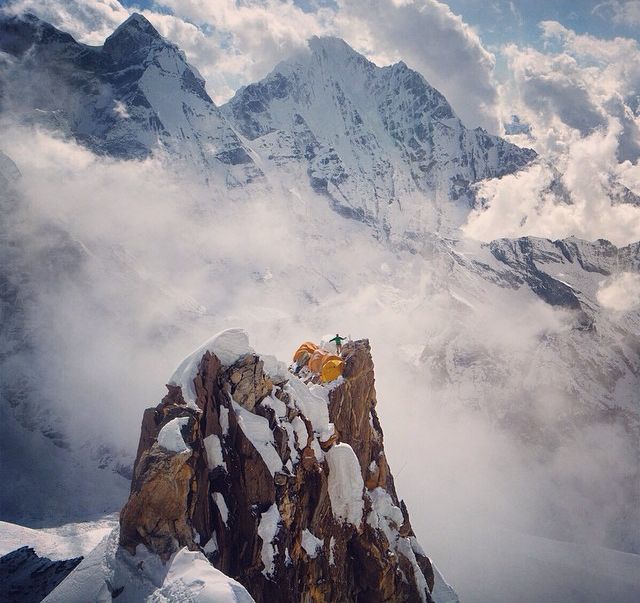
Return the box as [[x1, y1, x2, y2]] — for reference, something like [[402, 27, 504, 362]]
[[119, 334, 435, 602]]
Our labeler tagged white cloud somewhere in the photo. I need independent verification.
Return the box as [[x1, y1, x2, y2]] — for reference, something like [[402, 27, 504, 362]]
[[593, 0, 640, 26], [465, 118, 640, 246], [597, 272, 640, 311], [504, 44, 606, 136], [3, 0, 128, 44], [156, 0, 333, 102], [467, 21, 640, 245]]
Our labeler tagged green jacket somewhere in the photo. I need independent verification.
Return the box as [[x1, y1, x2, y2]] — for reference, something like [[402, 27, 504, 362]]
[[330, 335, 347, 344]]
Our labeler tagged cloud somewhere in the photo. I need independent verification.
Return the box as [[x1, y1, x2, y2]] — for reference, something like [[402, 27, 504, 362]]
[[593, 0, 640, 26], [597, 272, 640, 311], [141, 0, 334, 103], [162, 0, 502, 129], [465, 120, 640, 245], [2, 0, 128, 44], [505, 45, 606, 136], [466, 21, 640, 245]]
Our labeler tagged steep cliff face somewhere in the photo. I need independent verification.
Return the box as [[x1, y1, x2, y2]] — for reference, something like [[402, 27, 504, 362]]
[[119, 331, 435, 602]]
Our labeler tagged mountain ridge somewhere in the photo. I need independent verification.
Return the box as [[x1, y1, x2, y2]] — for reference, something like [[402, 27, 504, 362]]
[[0, 12, 535, 237]]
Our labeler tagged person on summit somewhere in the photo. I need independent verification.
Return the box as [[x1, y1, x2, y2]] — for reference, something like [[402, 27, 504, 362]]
[[329, 333, 347, 355]]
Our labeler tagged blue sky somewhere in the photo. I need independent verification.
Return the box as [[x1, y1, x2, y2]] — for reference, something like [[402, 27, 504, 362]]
[[447, 0, 638, 45], [121, 0, 639, 51]]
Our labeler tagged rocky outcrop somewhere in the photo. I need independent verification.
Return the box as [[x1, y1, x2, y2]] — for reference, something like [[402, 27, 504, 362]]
[[120, 334, 435, 602], [0, 547, 83, 603]]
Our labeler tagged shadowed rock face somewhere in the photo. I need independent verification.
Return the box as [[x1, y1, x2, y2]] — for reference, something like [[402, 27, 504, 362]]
[[0, 547, 83, 603], [120, 339, 435, 602]]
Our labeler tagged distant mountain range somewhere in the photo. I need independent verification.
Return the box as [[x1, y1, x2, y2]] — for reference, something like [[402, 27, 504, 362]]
[[0, 12, 535, 237]]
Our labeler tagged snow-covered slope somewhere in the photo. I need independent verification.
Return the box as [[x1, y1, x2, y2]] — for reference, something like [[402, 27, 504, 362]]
[[222, 36, 535, 236], [42, 528, 254, 603]]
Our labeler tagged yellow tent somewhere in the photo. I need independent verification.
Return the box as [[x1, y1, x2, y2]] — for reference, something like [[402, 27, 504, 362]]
[[321, 357, 344, 382]]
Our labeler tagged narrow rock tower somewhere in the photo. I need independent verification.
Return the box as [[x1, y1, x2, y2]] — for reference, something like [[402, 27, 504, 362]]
[[120, 330, 435, 602]]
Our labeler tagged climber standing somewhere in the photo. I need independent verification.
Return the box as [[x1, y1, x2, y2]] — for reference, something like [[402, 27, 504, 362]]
[[329, 333, 347, 355]]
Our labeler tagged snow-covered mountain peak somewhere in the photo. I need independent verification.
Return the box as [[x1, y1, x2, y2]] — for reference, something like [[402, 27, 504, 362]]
[[0, 12, 262, 183], [221, 34, 535, 237], [0, 13, 536, 236], [306, 35, 377, 72], [103, 12, 166, 66], [108, 12, 160, 41]]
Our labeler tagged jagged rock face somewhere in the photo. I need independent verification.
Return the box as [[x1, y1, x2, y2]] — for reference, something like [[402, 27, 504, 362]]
[[120, 339, 435, 602], [0, 546, 83, 603]]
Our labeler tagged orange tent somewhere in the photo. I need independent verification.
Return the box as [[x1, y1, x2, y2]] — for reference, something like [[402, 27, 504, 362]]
[[308, 349, 329, 373], [293, 342, 345, 382], [293, 341, 318, 363]]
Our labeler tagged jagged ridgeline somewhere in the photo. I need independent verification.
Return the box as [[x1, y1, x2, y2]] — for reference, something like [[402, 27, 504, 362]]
[[0, 12, 535, 238], [121, 330, 435, 602]]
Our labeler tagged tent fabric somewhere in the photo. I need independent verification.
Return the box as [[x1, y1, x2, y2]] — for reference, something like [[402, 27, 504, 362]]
[[321, 358, 344, 382], [308, 349, 328, 373], [293, 341, 318, 363], [295, 342, 344, 382]]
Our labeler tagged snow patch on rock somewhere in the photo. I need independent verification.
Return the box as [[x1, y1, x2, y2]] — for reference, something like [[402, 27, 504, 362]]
[[157, 417, 190, 453], [212, 492, 229, 527], [203, 434, 226, 471], [169, 328, 253, 405], [285, 376, 330, 436], [367, 487, 429, 603], [219, 406, 230, 436], [203, 533, 218, 556], [326, 443, 364, 526], [257, 503, 281, 577], [232, 400, 283, 476], [301, 529, 324, 558]]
